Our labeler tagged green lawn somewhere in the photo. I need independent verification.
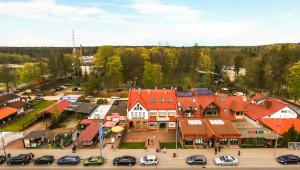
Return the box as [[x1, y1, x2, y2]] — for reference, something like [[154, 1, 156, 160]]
[[1, 100, 55, 132], [119, 142, 145, 149], [160, 142, 182, 149]]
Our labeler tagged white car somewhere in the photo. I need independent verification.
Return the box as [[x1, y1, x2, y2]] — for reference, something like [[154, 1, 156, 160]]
[[214, 156, 238, 166], [140, 155, 158, 166], [110, 96, 120, 99]]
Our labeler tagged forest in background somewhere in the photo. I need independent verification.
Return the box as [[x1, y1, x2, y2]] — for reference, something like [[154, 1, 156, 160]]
[[0, 44, 300, 101]]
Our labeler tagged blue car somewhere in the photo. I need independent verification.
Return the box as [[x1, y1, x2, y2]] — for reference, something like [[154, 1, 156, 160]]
[[57, 155, 80, 165]]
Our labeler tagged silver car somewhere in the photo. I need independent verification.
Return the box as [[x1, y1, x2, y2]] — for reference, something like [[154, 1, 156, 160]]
[[214, 156, 238, 166]]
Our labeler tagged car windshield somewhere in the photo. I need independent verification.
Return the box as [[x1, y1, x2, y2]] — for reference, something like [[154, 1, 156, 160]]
[[143, 156, 147, 161]]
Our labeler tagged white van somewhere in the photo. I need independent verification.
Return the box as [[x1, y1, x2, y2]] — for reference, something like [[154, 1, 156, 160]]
[[140, 155, 158, 166]]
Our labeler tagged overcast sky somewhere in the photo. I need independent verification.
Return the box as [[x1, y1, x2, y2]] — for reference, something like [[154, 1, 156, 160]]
[[0, 0, 299, 47]]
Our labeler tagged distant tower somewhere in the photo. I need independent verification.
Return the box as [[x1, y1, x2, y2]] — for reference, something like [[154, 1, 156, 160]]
[[72, 29, 76, 55]]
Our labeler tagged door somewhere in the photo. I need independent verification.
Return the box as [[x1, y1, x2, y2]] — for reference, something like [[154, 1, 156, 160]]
[[159, 123, 167, 128], [129, 121, 134, 128]]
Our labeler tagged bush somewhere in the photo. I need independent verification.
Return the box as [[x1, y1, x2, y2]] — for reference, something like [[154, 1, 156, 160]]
[[97, 99, 108, 104]]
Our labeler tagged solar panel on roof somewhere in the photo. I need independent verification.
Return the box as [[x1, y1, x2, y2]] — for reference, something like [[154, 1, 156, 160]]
[[177, 91, 193, 97]]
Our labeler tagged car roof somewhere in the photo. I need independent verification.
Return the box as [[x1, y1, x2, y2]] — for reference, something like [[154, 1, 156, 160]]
[[285, 154, 299, 158], [145, 155, 157, 159]]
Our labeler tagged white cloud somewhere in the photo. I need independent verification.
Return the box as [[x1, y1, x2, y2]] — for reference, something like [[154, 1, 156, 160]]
[[128, 0, 203, 22], [0, 0, 121, 22], [283, 12, 295, 17]]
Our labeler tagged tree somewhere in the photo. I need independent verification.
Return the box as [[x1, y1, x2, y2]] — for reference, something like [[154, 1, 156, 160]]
[[198, 50, 213, 86], [143, 62, 163, 88], [280, 125, 300, 147], [18, 63, 41, 87], [106, 54, 123, 88], [286, 61, 300, 102]]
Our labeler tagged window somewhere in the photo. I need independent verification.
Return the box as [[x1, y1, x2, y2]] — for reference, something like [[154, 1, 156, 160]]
[[149, 122, 157, 127], [149, 112, 156, 116], [229, 139, 238, 145], [220, 139, 228, 145], [168, 122, 176, 127], [184, 139, 193, 145], [168, 98, 173, 102], [150, 98, 156, 103], [281, 110, 287, 113], [159, 98, 164, 103], [195, 139, 203, 145]]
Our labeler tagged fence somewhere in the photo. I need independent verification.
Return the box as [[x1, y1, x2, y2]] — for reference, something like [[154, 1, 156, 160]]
[[288, 142, 300, 150]]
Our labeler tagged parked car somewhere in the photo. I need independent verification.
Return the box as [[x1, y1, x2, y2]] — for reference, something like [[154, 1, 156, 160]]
[[83, 156, 104, 166], [57, 155, 80, 165], [110, 96, 120, 99], [113, 156, 136, 166], [214, 156, 238, 166], [34, 155, 54, 165], [140, 155, 158, 166], [186, 155, 206, 165], [34, 96, 44, 101], [277, 154, 300, 165], [7, 153, 33, 166], [0, 155, 6, 165]]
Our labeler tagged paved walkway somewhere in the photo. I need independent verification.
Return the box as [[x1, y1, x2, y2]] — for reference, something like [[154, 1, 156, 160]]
[[2, 147, 300, 168]]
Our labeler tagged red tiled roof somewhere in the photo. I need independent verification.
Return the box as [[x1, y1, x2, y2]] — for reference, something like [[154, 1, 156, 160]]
[[78, 121, 99, 142], [0, 107, 18, 120], [148, 116, 156, 122], [177, 96, 199, 114], [45, 100, 71, 115], [128, 89, 177, 111], [197, 95, 217, 109], [245, 98, 288, 120], [7, 101, 26, 109], [180, 118, 240, 139], [260, 118, 300, 135], [80, 119, 94, 125]]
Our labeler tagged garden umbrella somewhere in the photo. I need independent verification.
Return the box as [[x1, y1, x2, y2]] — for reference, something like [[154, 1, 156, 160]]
[[111, 126, 124, 133]]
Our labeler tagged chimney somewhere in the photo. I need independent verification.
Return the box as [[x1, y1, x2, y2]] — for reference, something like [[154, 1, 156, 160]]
[[265, 100, 272, 109], [138, 88, 141, 95]]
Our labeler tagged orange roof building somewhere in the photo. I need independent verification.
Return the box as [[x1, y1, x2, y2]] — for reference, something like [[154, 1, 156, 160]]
[[0, 107, 18, 121], [127, 88, 177, 130], [260, 118, 300, 135]]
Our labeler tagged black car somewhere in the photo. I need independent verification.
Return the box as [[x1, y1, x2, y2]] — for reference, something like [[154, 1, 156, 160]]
[[277, 154, 300, 165], [7, 154, 33, 166], [113, 156, 136, 166], [34, 155, 54, 165], [0, 155, 6, 164], [186, 155, 207, 165], [57, 155, 80, 165]]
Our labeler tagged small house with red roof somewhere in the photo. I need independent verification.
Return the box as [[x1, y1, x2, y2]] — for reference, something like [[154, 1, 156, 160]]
[[245, 94, 299, 122], [127, 88, 177, 129]]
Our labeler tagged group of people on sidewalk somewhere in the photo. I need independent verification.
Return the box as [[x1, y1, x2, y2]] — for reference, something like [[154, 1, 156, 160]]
[[214, 145, 241, 156]]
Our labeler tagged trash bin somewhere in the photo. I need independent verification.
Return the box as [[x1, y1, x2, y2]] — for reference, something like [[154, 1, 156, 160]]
[[173, 152, 176, 158]]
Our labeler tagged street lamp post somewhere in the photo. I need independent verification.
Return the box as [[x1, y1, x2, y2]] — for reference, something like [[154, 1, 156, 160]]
[[175, 115, 179, 150], [0, 132, 6, 157]]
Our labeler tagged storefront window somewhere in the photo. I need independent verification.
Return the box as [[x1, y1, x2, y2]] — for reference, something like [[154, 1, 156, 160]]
[[195, 139, 203, 145], [184, 139, 193, 145], [229, 139, 239, 145], [220, 138, 228, 145], [149, 122, 157, 127]]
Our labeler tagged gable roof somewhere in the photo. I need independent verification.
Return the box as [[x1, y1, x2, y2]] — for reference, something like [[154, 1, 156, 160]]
[[260, 118, 300, 135], [45, 100, 71, 115], [65, 102, 98, 114], [7, 101, 26, 109], [78, 121, 99, 142], [0, 93, 19, 105], [128, 89, 177, 111], [245, 98, 288, 120], [0, 107, 18, 120]]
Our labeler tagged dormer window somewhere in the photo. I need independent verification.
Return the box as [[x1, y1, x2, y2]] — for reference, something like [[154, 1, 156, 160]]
[[134, 104, 143, 110]]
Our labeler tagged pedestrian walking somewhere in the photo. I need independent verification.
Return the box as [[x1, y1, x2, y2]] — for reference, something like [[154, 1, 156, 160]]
[[150, 139, 153, 145], [218, 146, 221, 152], [238, 150, 241, 156], [72, 145, 76, 153], [145, 146, 148, 152], [214, 147, 218, 155], [163, 147, 166, 154], [147, 138, 150, 145]]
